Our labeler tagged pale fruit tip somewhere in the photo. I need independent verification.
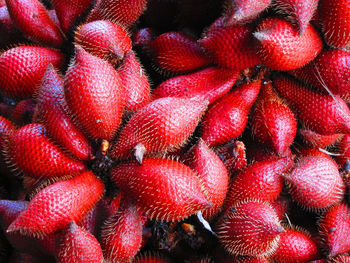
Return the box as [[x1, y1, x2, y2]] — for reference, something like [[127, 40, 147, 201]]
[[67, 221, 78, 232], [253, 31, 271, 42], [133, 143, 146, 165]]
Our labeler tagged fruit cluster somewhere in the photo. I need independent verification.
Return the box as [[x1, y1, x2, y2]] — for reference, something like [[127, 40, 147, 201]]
[[0, 0, 350, 262]]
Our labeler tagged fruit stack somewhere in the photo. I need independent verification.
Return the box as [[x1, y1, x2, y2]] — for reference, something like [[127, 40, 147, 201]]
[[0, 0, 349, 262]]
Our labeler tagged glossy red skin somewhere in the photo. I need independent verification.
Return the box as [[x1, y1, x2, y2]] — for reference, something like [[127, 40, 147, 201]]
[[235, 257, 269, 263], [199, 17, 260, 70], [274, 76, 350, 135], [271, 228, 318, 263], [7, 171, 104, 237], [5, 123, 85, 179], [64, 46, 125, 140], [270, 195, 290, 221], [336, 134, 350, 167], [274, 0, 319, 33], [11, 99, 36, 126], [5, 0, 63, 47], [152, 67, 239, 105], [0, 46, 63, 100], [254, 17, 322, 70], [56, 221, 103, 263], [150, 32, 211, 74], [332, 254, 350, 263], [75, 20, 132, 66], [285, 156, 345, 210], [290, 49, 350, 95], [296, 147, 333, 161], [214, 140, 247, 173], [117, 51, 151, 112], [319, 0, 350, 48], [201, 80, 261, 147], [133, 253, 170, 263], [51, 0, 94, 33], [224, 157, 293, 210], [37, 66, 92, 161], [319, 203, 350, 257], [252, 81, 297, 155], [0, 115, 14, 147], [87, 0, 147, 27], [111, 97, 207, 160], [183, 140, 229, 220], [225, 0, 272, 23], [0, 6, 23, 46], [0, 200, 28, 230], [111, 158, 210, 221], [217, 200, 283, 256], [100, 201, 142, 263], [299, 129, 343, 149], [133, 28, 155, 49]]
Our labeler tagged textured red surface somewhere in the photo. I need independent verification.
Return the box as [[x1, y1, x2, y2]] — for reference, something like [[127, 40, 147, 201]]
[[336, 134, 350, 167], [7, 171, 104, 237], [225, 0, 272, 24], [133, 253, 170, 263], [214, 140, 247, 173], [254, 17, 322, 70], [64, 46, 125, 140], [0, 46, 63, 99], [111, 158, 210, 221], [299, 129, 343, 148]]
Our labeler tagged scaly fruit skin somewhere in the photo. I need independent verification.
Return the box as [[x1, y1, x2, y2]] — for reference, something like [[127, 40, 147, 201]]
[[5, 123, 86, 179], [214, 140, 247, 173], [336, 134, 350, 167], [150, 32, 211, 74], [224, 157, 293, 210], [201, 80, 261, 147], [254, 17, 322, 70], [234, 257, 269, 263], [0, 46, 63, 99], [217, 200, 283, 257], [299, 129, 343, 149], [111, 158, 210, 221], [273, 0, 319, 34], [252, 81, 297, 155], [284, 156, 345, 210], [56, 221, 103, 263], [64, 46, 125, 140], [36, 65, 92, 161], [5, 0, 63, 47], [0, 115, 14, 146], [117, 51, 151, 112], [51, 0, 94, 33], [111, 97, 207, 160], [7, 171, 104, 237], [11, 99, 36, 126], [152, 67, 239, 105], [319, 0, 350, 48], [271, 228, 319, 263], [273, 76, 350, 135], [88, 0, 147, 28], [290, 49, 350, 96], [100, 200, 142, 263], [0, 200, 28, 230], [182, 139, 229, 220], [319, 203, 350, 257], [225, 0, 272, 24], [199, 17, 260, 70], [332, 254, 350, 263], [75, 20, 132, 66], [133, 252, 170, 263]]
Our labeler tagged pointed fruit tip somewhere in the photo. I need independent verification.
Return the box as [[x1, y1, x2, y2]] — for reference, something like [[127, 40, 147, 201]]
[[253, 31, 271, 42], [134, 143, 146, 165]]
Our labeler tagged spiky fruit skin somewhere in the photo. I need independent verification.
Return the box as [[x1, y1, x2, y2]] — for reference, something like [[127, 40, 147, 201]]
[[0, 200, 28, 230], [111, 97, 207, 160], [0, 46, 63, 100], [273, 76, 350, 135], [5, 123, 86, 179], [214, 140, 247, 173], [75, 20, 132, 66], [285, 156, 345, 210], [319, 0, 350, 48], [199, 17, 260, 70], [0, 115, 14, 145], [217, 200, 283, 257], [7, 171, 104, 237], [201, 80, 261, 147], [274, 0, 319, 33], [111, 158, 210, 221], [224, 157, 293, 210], [270, 195, 290, 221], [252, 81, 297, 155], [5, 0, 63, 47], [11, 99, 36, 126], [51, 0, 94, 33], [64, 46, 124, 140], [133, 253, 170, 263], [36, 66, 92, 161], [235, 257, 269, 263], [332, 254, 350, 263], [56, 221, 103, 263], [299, 129, 343, 149], [183, 140, 229, 220], [150, 32, 211, 74], [117, 51, 151, 112], [336, 134, 350, 167], [254, 17, 322, 70], [271, 228, 318, 263], [100, 200, 142, 263], [225, 0, 272, 24], [88, 0, 147, 28], [290, 49, 350, 96], [152, 67, 239, 105], [319, 203, 350, 257]]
